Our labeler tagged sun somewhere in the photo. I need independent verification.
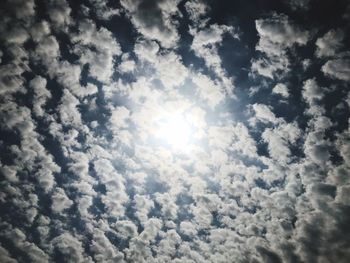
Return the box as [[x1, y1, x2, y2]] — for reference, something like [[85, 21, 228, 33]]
[[155, 114, 192, 150]]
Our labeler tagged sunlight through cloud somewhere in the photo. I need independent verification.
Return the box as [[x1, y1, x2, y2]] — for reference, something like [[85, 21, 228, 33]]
[[155, 113, 193, 150]]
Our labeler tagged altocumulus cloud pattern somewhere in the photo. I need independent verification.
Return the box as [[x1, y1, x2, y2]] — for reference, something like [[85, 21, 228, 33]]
[[0, 0, 350, 262]]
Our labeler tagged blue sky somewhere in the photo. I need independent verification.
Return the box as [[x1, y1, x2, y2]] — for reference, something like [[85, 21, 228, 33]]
[[0, 0, 350, 262]]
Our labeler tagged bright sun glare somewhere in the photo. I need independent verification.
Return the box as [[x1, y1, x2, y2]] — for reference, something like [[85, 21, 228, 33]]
[[156, 114, 192, 150]]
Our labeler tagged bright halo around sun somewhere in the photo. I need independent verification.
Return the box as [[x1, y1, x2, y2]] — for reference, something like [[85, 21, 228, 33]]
[[155, 114, 193, 150]]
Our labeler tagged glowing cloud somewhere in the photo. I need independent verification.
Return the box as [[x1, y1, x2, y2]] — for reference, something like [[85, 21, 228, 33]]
[[155, 113, 193, 150]]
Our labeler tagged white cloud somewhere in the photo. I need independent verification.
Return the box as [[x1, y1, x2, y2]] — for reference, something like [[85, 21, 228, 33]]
[[51, 233, 92, 262], [94, 159, 128, 218], [4, 27, 29, 45], [88, 0, 120, 20], [51, 187, 73, 213], [302, 78, 326, 116], [180, 221, 198, 236], [322, 58, 350, 81], [185, 0, 209, 27], [272, 83, 289, 98], [255, 14, 309, 50], [2, 226, 49, 263], [110, 106, 130, 129], [190, 24, 237, 95], [121, 0, 181, 48], [58, 89, 84, 126], [47, 0, 72, 29], [1, 2, 350, 262], [315, 29, 344, 57], [0, 245, 17, 263], [35, 35, 60, 62], [192, 73, 225, 108], [133, 194, 154, 224], [90, 228, 123, 263], [73, 19, 121, 83], [30, 76, 51, 117], [134, 39, 160, 63], [114, 220, 138, 239], [11, 0, 35, 19], [77, 195, 93, 218], [250, 103, 280, 125], [30, 20, 51, 42], [252, 13, 309, 78], [262, 122, 301, 163], [118, 54, 136, 73]]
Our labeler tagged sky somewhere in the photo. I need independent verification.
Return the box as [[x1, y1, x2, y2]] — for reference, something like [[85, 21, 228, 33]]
[[0, 0, 350, 262]]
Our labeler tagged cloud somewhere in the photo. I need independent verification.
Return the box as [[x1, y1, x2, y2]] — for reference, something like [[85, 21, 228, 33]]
[[302, 78, 326, 116], [29, 20, 51, 42], [87, 0, 120, 20], [94, 159, 128, 218], [255, 13, 309, 50], [185, 0, 209, 27], [322, 58, 350, 81], [29, 76, 52, 117], [47, 0, 72, 29], [315, 29, 344, 57], [118, 54, 136, 73], [252, 13, 309, 78], [1, 1, 350, 262], [190, 24, 237, 96], [133, 194, 154, 224], [35, 35, 60, 63], [51, 233, 92, 262], [114, 220, 138, 239], [121, 0, 181, 48], [250, 103, 280, 125], [90, 228, 123, 262], [191, 72, 225, 108], [262, 122, 301, 163], [51, 187, 74, 213], [272, 83, 289, 98], [72, 19, 121, 83], [4, 27, 29, 45], [0, 245, 17, 263], [0, 100, 60, 192], [287, 0, 310, 10], [1, 225, 49, 263]]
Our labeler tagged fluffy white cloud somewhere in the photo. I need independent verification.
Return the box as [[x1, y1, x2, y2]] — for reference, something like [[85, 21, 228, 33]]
[[192, 73, 225, 108], [262, 122, 301, 163], [30, 76, 51, 117], [51, 233, 92, 262], [190, 24, 236, 96], [252, 13, 309, 78], [94, 159, 128, 218], [121, 0, 181, 48], [185, 0, 209, 27], [1, 1, 350, 262], [90, 228, 123, 263], [51, 187, 74, 213], [315, 29, 344, 57], [73, 19, 121, 83], [47, 0, 71, 29], [322, 58, 350, 81], [250, 103, 280, 125], [272, 83, 289, 98], [255, 13, 309, 51]]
